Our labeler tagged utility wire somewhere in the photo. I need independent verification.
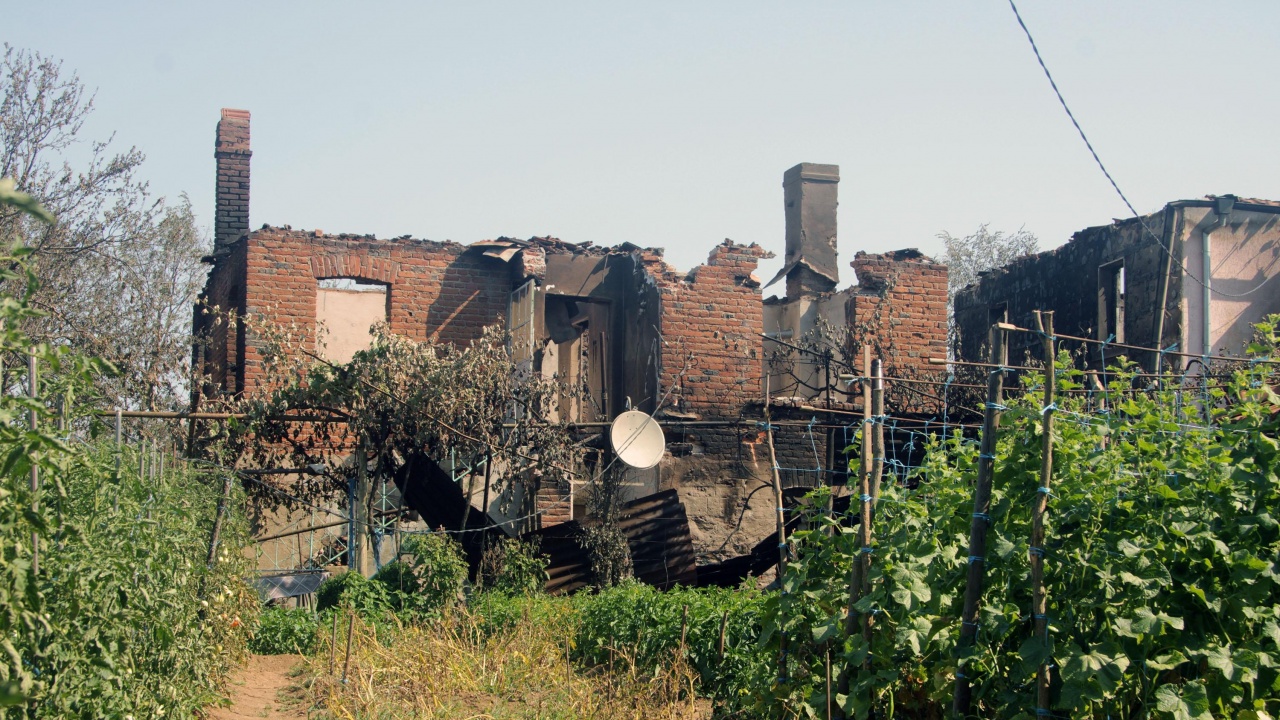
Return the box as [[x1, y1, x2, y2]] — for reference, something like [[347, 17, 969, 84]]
[[1005, 0, 1271, 299]]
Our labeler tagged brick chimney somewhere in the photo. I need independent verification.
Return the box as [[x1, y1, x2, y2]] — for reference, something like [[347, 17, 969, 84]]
[[214, 108, 251, 253], [778, 162, 839, 298]]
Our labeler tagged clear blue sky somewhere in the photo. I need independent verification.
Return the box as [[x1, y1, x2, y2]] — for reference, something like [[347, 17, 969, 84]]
[[9, 1, 1280, 291]]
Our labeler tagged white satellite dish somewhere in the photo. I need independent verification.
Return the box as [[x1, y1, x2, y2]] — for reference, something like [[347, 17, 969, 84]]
[[609, 410, 666, 469]]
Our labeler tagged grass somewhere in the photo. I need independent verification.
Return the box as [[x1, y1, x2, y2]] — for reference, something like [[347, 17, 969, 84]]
[[297, 600, 709, 720]]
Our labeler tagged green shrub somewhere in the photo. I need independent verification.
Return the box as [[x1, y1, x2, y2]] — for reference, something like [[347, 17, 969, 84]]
[[480, 537, 549, 595], [250, 607, 319, 655], [574, 581, 768, 708], [397, 532, 467, 616], [316, 570, 393, 615]]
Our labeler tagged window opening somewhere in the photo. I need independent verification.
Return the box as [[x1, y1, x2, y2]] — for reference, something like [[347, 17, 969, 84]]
[[1098, 261, 1125, 343], [316, 277, 389, 364]]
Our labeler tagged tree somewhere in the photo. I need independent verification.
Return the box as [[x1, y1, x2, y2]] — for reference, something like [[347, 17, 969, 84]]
[[0, 44, 206, 410], [938, 224, 1039, 305]]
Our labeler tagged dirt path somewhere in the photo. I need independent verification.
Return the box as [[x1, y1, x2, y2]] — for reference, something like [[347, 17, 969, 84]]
[[208, 654, 306, 720]]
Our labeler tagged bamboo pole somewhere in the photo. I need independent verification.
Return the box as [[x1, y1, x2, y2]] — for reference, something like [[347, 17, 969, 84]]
[[1031, 311, 1057, 717], [953, 324, 1008, 717]]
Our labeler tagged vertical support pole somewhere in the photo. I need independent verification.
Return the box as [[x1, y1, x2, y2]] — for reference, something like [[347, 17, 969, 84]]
[[351, 435, 371, 575], [480, 451, 493, 566], [28, 349, 39, 575], [718, 610, 729, 661], [952, 324, 1008, 717], [328, 611, 340, 676], [834, 346, 873, 718], [679, 604, 689, 655], [763, 373, 789, 684], [869, 359, 885, 507], [341, 611, 356, 683], [113, 408, 122, 512], [826, 650, 833, 720], [207, 473, 234, 568], [1031, 311, 1056, 717]]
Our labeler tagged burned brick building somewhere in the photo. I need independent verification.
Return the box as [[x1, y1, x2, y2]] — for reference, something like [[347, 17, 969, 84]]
[[954, 197, 1280, 369], [195, 109, 951, 584]]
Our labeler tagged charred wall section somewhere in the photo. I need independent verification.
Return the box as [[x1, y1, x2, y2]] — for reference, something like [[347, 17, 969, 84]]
[[953, 210, 1174, 367]]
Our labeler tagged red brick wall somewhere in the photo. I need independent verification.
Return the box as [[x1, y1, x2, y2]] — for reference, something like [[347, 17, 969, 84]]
[[202, 228, 511, 394], [646, 240, 771, 419], [847, 250, 949, 406]]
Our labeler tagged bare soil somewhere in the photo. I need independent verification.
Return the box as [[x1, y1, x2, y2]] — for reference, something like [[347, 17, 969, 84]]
[[207, 654, 306, 720]]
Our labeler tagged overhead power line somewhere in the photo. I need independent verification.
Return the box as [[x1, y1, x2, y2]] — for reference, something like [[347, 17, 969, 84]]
[[1005, 0, 1271, 299]]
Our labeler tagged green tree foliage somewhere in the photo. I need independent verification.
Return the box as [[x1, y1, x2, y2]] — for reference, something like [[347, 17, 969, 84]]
[[0, 44, 206, 411], [940, 224, 1039, 304]]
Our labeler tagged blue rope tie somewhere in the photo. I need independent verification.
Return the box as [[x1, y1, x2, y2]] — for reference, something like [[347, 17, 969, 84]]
[[1035, 708, 1052, 717], [968, 555, 984, 564], [1028, 546, 1045, 557], [1036, 487, 1053, 496], [972, 512, 991, 522], [860, 547, 874, 554], [757, 422, 776, 430], [962, 620, 979, 628], [1040, 402, 1058, 414], [979, 452, 996, 460], [859, 494, 873, 503], [985, 402, 1009, 411], [955, 671, 967, 679], [1033, 614, 1048, 620], [777, 542, 788, 549]]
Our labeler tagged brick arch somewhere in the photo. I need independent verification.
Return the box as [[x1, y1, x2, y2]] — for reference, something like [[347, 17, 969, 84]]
[[309, 254, 400, 285]]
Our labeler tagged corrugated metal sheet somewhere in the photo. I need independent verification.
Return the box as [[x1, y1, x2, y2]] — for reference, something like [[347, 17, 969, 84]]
[[531, 488, 698, 594]]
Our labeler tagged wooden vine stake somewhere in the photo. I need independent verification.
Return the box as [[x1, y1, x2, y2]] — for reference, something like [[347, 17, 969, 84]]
[[834, 346, 874, 719], [28, 349, 39, 575], [1030, 311, 1056, 716], [952, 323, 1008, 717], [763, 373, 789, 683]]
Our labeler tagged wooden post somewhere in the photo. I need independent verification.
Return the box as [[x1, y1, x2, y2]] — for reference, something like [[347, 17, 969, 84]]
[[341, 611, 356, 683], [869, 360, 885, 507], [113, 408, 122, 512], [679, 604, 689, 655], [826, 649, 833, 720], [763, 373, 789, 683], [328, 612, 340, 675], [952, 323, 1008, 717], [28, 349, 39, 575], [351, 436, 371, 575], [834, 346, 873, 718], [207, 473, 235, 568], [718, 610, 729, 661], [1031, 311, 1056, 717]]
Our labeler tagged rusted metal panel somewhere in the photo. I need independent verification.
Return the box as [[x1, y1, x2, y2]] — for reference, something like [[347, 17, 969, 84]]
[[530, 488, 698, 594]]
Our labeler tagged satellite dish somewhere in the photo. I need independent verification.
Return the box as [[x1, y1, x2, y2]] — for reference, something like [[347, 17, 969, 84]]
[[610, 410, 666, 469]]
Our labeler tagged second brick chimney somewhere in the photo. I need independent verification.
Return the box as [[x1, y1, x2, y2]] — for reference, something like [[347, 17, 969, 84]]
[[214, 108, 251, 253]]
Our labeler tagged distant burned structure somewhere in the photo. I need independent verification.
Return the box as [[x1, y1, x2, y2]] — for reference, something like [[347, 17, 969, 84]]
[[195, 109, 951, 587], [954, 197, 1280, 369]]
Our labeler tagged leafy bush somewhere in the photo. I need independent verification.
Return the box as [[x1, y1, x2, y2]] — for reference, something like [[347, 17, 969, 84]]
[[251, 607, 319, 655], [480, 537, 549, 595], [574, 581, 768, 708], [316, 569, 393, 615], [398, 532, 468, 616]]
